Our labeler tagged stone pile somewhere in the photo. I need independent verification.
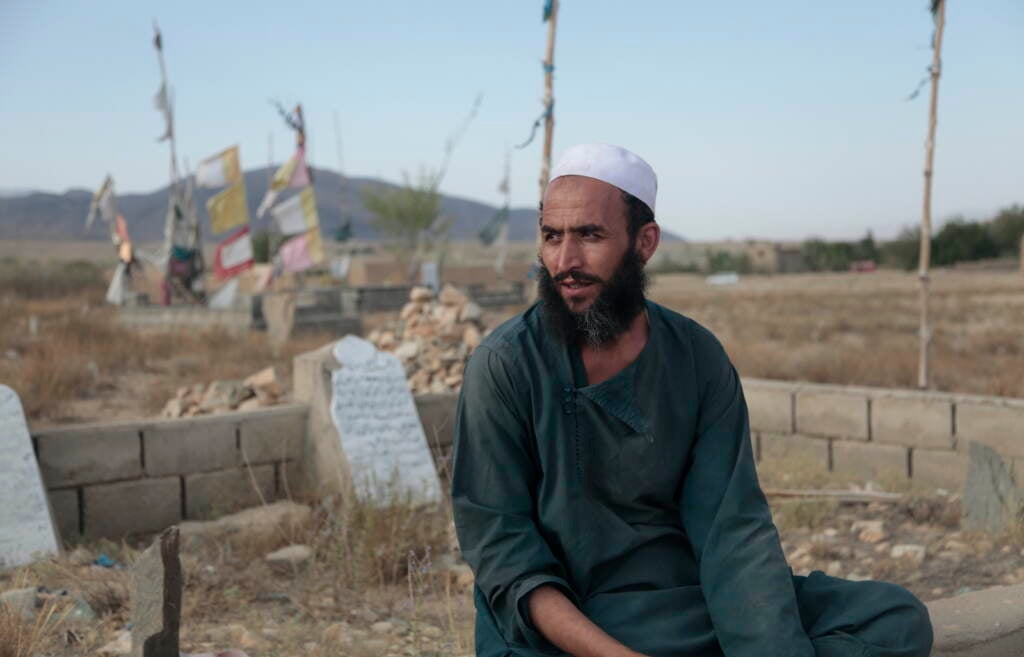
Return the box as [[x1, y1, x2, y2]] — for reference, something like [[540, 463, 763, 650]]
[[367, 284, 486, 394], [161, 367, 284, 418]]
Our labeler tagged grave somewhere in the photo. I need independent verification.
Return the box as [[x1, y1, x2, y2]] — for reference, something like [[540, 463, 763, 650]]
[[329, 336, 443, 504], [131, 527, 182, 657], [962, 441, 1023, 533], [0, 385, 60, 569]]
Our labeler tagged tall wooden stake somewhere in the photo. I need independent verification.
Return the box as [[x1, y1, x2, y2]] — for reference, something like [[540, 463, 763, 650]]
[[917, 0, 946, 389], [538, 0, 560, 202]]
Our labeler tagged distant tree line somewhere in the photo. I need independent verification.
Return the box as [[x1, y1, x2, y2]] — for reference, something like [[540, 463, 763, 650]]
[[803, 204, 1023, 272]]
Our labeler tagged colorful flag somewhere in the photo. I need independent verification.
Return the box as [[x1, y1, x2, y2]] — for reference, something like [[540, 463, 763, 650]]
[[278, 228, 323, 273], [195, 145, 242, 188], [270, 187, 319, 235], [206, 180, 250, 234], [270, 145, 311, 191], [543, 0, 554, 21], [86, 176, 117, 229], [213, 226, 254, 279]]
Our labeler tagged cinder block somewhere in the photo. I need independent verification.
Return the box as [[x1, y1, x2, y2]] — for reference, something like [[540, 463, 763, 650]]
[[912, 449, 967, 492], [872, 396, 954, 449], [184, 465, 275, 520], [956, 401, 1024, 458], [744, 382, 794, 434], [832, 441, 908, 480], [47, 489, 80, 544], [759, 432, 829, 467], [277, 460, 304, 498], [143, 416, 238, 476], [796, 389, 869, 440], [35, 426, 142, 487], [416, 394, 459, 448], [83, 477, 181, 539], [238, 405, 308, 464]]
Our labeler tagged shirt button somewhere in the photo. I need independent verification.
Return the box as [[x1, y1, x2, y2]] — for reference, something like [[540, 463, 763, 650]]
[[562, 403, 573, 415], [563, 385, 572, 393]]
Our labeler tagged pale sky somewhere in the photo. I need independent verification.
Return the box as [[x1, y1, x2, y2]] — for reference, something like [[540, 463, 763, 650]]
[[1, 1, 1021, 241]]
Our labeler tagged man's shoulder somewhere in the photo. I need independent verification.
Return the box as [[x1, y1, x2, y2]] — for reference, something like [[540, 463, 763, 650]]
[[477, 303, 542, 358]]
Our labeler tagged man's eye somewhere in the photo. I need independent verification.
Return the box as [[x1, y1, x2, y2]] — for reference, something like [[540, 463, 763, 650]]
[[544, 233, 560, 242]]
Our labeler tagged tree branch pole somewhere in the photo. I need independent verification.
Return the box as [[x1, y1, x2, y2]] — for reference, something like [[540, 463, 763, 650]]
[[538, 0, 560, 203], [917, 0, 946, 389]]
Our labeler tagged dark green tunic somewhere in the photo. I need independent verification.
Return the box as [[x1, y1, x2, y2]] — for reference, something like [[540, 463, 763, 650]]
[[451, 301, 931, 657]]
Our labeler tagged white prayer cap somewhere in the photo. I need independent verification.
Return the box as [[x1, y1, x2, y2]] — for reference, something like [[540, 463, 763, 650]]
[[549, 143, 657, 214]]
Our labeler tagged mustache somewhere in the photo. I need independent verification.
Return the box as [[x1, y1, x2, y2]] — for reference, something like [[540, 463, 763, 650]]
[[552, 269, 604, 285]]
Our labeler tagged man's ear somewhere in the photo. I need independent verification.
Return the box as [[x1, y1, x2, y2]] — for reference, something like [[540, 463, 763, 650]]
[[636, 222, 661, 264]]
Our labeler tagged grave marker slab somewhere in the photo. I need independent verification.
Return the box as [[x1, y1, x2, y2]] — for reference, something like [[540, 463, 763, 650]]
[[329, 336, 442, 504], [131, 527, 181, 657], [0, 385, 60, 568]]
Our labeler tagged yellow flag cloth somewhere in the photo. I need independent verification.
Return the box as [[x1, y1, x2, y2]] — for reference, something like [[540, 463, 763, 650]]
[[206, 180, 250, 234], [270, 187, 320, 235], [196, 145, 242, 188]]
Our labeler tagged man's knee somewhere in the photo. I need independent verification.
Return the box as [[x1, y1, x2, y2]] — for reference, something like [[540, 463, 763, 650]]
[[870, 581, 933, 655]]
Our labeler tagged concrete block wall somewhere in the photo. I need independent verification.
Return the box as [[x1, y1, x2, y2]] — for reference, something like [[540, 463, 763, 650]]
[[745, 379, 1024, 491], [33, 404, 308, 543]]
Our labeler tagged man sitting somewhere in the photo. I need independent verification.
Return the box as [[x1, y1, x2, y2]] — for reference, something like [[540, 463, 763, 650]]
[[451, 143, 932, 657]]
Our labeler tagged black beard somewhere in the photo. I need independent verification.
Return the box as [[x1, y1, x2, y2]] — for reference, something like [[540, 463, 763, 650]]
[[538, 247, 648, 348]]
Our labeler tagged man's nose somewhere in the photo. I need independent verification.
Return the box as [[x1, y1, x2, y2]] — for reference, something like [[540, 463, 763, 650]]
[[555, 237, 583, 274]]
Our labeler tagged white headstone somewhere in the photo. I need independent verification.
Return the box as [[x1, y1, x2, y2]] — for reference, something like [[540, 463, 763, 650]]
[[0, 385, 60, 568], [329, 336, 442, 504]]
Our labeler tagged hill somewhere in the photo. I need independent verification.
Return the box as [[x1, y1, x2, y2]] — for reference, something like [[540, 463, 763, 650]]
[[0, 168, 683, 244]]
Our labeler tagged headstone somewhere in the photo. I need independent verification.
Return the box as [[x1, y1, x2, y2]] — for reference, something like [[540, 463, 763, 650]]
[[329, 336, 442, 504], [962, 441, 1023, 533], [0, 385, 60, 569], [208, 277, 239, 310], [131, 527, 181, 657]]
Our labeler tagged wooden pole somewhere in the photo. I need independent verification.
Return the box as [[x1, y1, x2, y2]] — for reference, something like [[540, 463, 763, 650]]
[[917, 0, 946, 389], [538, 0, 560, 203]]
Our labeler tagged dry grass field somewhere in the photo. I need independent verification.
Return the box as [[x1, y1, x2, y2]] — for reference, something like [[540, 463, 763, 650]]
[[649, 269, 1024, 399], [2, 246, 1023, 427]]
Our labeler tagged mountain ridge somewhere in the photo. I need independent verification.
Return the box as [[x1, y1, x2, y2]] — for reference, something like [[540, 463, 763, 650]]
[[0, 168, 682, 243]]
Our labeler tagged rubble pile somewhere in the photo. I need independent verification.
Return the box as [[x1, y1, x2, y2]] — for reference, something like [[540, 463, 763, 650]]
[[367, 284, 486, 394], [161, 367, 284, 418]]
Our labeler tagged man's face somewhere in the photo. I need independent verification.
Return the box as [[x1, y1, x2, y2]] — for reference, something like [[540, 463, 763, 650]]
[[539, 176, 632, 313]]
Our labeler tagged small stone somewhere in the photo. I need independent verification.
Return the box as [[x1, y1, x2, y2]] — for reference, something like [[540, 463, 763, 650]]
[[322, 622, 351, 644], [858, 528, 887, 544], [161, 398, 186, 418], [98, 630, 131, 655], [419, 624, 443, 639], [890, 544, 927, 564], [371, 621, 395, 634], [237, 397, 262, 412], [244, 367, 282, 398], [825, 561, 843, 576], [439, 284, 469, 307], [400, 302, 422, 321], [395, 341, 420, 362], [822, 528, 838, 538], [265, 544, 314, 571], [410, 287, 434, 302], [463, 325, 482, 351], [459, 301, 483, 323]]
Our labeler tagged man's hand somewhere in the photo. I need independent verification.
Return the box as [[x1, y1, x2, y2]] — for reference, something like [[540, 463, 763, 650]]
[[528, 585, 649, 657]]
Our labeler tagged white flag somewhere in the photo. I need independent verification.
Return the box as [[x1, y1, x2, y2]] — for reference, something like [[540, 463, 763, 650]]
[[219, 231, 253, 270], [195, 145, 242, 188], [270, 187, 319, 235]]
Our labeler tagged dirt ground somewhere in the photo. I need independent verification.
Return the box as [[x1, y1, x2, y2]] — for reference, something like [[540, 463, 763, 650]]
[[2, 475, 1021, 657]]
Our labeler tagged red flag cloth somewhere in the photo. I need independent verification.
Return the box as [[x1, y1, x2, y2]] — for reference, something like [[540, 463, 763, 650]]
[[213, 226, 254, 280]]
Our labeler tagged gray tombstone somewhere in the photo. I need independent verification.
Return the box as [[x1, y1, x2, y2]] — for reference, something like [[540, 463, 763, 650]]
[[131, 527, 181, 657], [962, 441, 1023, 533], [0, 385, 60, 569], [329, 336, 443, 504]]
